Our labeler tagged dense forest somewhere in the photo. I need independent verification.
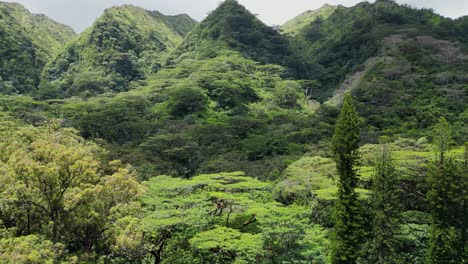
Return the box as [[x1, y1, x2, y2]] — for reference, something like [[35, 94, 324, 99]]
[[0, 0, 466, 263]]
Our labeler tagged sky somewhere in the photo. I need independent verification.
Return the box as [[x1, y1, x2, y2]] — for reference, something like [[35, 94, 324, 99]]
[[3, 0, 467, 33]]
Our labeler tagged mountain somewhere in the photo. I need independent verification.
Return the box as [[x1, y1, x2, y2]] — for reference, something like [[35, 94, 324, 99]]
[[171, 0, 292, 66], [286, 0, 467, 140], [0, 2, 75, 94], [288, 0, 467, 98], [281, 4, 337, 36], [41, 5, 197, 98], [0, 1, 467, 263], [29, 3, 316, 180]]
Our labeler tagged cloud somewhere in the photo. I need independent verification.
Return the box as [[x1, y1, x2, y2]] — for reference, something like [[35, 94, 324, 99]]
[[2, 0, 467, 32]]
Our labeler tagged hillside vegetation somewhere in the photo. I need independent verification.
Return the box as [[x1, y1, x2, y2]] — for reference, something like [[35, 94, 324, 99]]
[[286, 0, 467, 141], [0, 2, 75, 94], [41, 5, 197, 97], [289, 0, 468, 99], [171, 0, 293, 66], [281, 4, 337, 36], [0, 0, 466, 263]]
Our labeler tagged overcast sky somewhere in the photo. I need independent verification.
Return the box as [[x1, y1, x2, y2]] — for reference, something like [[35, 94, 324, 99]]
[[3, 0, 467, 33]]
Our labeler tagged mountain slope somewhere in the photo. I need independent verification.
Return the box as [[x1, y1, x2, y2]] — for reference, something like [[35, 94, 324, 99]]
[[41, 5, 197, 97], [281, 4, 337, 36], [288, 0, 465, 99], [171, 0, 292, 66], [352, 34, 467, 141], [0, 2, 75, 94], [287, 0, 467, 141]]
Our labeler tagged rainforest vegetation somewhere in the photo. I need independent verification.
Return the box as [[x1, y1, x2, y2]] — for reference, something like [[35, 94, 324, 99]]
[[0, 0, 466, 263]]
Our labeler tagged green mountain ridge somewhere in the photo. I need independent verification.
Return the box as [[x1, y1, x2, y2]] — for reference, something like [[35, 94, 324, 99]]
[[40, 4, 197, 98], [0, 1, 75, 94]]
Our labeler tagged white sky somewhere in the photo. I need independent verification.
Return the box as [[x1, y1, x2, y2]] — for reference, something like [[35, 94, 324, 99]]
[[3, 0, 467, 33]]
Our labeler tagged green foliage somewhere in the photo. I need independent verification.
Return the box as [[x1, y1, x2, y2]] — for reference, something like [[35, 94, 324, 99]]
[[398, 213, 430, 264], [426, 120, 467, 263], [362, 143, 401, 264], [110, 172, 329, 264], [432, 117, 453, 161], [0, 95, 50, 125], [274, 156, 336, 204], [0, 234, 66, 264], [427, 119, 466, 226], [140, 126, 202, 178], [61, 95, 154, 144], [190, 226, 264, 263], [289, 0, 463, 101], [68, 71, 110, 97], [42, 5, 197, 96], [0, 2, 74, 94], [0, 121, 144, 260], [166, 85, 209, 117], [427, 226, 465, 264], [272, 81, 303, 109], [330, 93, 364, 264], [0, 1, 467, 263], [172, 0, 292, 66], [48, 49, 318, 179], [352, 36, 467, 142], [281, 4, 337, 36]]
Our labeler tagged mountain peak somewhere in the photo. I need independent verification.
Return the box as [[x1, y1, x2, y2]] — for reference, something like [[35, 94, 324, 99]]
[[105, 4, 144, 11], [320, 4, 334, 8], [281, 4, 337, 36], [0, 1, 27, 11], [172, 0, 291, 65], [42, 5, 197, 97], [218, 0, 243, 8]]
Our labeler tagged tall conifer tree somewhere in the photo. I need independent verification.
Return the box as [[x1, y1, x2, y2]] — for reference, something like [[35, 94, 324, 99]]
[[330, 93, 364, 264], [365, 141, 401, 264], [426, 117, 467, 264]]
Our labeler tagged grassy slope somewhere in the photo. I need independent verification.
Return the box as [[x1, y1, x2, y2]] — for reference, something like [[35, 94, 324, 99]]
[[275, 140, 464, 202]]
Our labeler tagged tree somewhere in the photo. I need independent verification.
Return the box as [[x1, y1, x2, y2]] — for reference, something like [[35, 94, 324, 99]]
[[364, 140, 401, 264], [0, 123, 144, 256], [72, 95, 153, 144], [109, 172, 320, 263], [140, 128, 203, 178], [330, 93, 364, 264], [0, 234, 66, 264], [426, 117, 467, 264], [2, 125, 102, 243], [432, 117, 452, 164], [138, 172, 271, 264], [190, 226, 264, 263], [272, 81, 302, 109], [68, 71, 109, 97], [166, 85, 208, 117]]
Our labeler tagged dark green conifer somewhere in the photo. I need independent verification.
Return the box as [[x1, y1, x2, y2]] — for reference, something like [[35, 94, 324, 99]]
[[366, 140, 401, 264], [426, 117, 467, 264], [330, 93, 364, 264]]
